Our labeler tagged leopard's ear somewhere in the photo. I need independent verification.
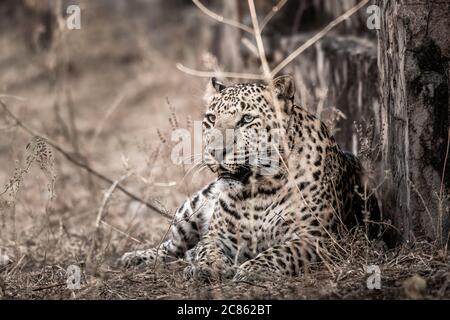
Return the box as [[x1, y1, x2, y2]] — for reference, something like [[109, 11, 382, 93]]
[[212, 77, 226, 93], [204, 78, 226, 104], [272, 75, 295, 100]]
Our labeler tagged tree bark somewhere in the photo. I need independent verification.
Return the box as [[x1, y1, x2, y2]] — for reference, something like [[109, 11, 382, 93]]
[[219, 0, 243, 72], [275, 34, 379, 153], [378, 0, 450, 243]]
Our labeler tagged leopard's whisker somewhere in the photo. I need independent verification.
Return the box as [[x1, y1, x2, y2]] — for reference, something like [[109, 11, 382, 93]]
[[178, 160, 206, 185]]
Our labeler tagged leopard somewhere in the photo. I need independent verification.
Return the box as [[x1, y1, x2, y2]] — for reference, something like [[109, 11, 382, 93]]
[[120, 75, 381, 282]]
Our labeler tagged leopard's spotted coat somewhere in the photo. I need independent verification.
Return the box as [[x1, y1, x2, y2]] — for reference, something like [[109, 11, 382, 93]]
[[121, 76, 380, 281]]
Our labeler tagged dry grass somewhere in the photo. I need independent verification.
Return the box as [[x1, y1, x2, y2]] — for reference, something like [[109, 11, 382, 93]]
[[1, 226, 448, 299], [0, 1, 448, 300]]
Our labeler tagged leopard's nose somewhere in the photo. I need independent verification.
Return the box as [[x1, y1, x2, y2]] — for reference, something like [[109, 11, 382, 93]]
[[207, 128, 235, 162], [215, 116, 236, 130]]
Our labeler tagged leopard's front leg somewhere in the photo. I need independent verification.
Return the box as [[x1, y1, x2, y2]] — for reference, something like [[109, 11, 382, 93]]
[[184, 182, 244, 282], [120, 241, 177, 268], [120, 181, 221, 268], [233, 238, 319, 282]]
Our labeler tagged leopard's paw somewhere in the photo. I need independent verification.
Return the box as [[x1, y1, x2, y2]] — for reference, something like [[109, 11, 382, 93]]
[[184, 262, 235, 282], [233, 264, 266, 283], [120, 249, 156, 268], [183, 264, 213, 282]]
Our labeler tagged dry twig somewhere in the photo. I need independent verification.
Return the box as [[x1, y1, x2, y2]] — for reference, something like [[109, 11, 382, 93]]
[[260, 0, 288, 32], [176, 63, 264, 80], [192, 0, 254, 34]]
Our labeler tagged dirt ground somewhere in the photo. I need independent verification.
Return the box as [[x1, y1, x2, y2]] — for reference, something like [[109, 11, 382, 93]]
[[0, 2, 449, 300]]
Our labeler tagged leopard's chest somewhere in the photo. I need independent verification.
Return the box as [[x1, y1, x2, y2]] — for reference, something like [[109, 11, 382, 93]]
[[211, 186, 299, 261]]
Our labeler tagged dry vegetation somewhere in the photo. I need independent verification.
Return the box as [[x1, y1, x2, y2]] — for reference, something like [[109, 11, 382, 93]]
[[0, 0, 448, 300]]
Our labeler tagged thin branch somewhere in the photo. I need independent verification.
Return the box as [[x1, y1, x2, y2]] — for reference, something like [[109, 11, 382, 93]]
[[241, 38, 259, 58], [89, 94, 125, 148], [192, 0, 254, 35], [100, 220, 142, 244], [248, 0, 271, 79], [260, 0, 288, 32], [439, 128, 450, 199], [271, 0, 369, 77], [176, 63, 265, 80], [95, 172, 132, 229], [408, 177, 435, 236], [291, 1, 307, 36], [6, 254, 26, 277], [0, 94, 26, 101], [0, 99, 172, 220]]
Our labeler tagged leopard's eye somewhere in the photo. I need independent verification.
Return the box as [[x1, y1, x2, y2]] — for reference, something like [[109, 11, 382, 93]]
[[243, 114, 255, 124], [206, 114, 216, 123]]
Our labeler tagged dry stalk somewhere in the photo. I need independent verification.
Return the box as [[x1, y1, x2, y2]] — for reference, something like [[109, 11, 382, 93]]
[[260, 0, 288, 32], [247, 0, 271, 79], [100, 220, 142, 244], [439, 129, 450, 199], [176, 63, 264, 80], [192, 0, 254, 34], [94, 172, 133, 229]]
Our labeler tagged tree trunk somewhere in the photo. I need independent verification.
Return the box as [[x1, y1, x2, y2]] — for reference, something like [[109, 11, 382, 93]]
[[275, 34, 379, 152], [219, 0, 243, 72], [378, 0, 450, 244]]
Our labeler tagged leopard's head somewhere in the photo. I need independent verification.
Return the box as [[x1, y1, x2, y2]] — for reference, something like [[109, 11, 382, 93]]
[[202, 75, 296, 181]]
